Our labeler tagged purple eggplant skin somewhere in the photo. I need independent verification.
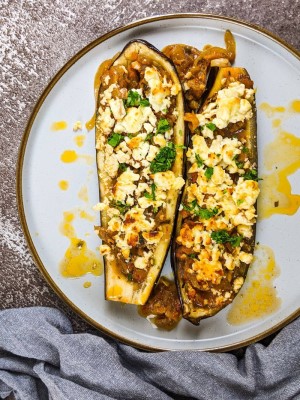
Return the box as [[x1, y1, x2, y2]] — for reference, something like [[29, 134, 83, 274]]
[[95, 39, 187, 305]]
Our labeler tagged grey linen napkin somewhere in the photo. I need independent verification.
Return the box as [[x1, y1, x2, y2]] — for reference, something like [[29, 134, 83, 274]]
[[0, 308, 300, 400]]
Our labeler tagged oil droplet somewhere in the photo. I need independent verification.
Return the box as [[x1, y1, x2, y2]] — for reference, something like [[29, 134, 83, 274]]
[[60, 150, 93, 165], [260, 102, 285, 117], [60, 211, 76, 238], [272, 118, 281, 128], [83, 281, 92, 288], [51, 121, 68, 131], [291, 100, 300, 113], [60, 238, 102, 278], [59, 211, 103, 278], [58, 180, 69, 191], [78, 185, 89, 203], [79, 210, 95, 222], [74, 135, 86, 147], [227, 245, 281, 325], [60, 150, 78, 163], [85, 114, 95, 131], [258, 130, 300, 218]]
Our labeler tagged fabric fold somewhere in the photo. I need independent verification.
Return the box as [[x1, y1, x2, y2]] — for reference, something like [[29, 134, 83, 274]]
[[0, 307, 300, 400]]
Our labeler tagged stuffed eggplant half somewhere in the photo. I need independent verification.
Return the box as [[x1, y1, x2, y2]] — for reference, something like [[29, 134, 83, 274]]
[[95, 40, 185, 305], [173, 67, 259, 325]]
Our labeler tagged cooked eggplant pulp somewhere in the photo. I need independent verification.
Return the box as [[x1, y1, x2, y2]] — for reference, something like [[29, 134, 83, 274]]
[[95, 40, 185, 305], [173, 67, 259, 325]]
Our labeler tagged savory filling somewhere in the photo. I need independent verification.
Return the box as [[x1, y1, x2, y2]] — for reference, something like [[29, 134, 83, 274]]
[[95, 56, 185, 285], [138, 277, 182, 330], [176, 77, 260, 312], [163, 30, 236, 111]]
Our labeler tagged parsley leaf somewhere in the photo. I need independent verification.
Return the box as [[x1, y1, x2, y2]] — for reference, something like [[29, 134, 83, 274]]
[[188, 253, 198, 259], [233, 155, 244, 169], [108, 133, 123, 148], [211, 230, 243, 247], [140, 98, 150, 107], [195, 154, 203, 167], [243, 169, 261, 181], [118, 163, 127, 172], [144, 183, 156, 201], [145, 133, 153, 142], [157, 119, 171, 135], [204, 167, 214, 180], [206, 122, 217, 131], [110, 200, 130, 215], [150, 142, 176, 173], [125, 90, 150, 107], [183, 201, 218, 219]]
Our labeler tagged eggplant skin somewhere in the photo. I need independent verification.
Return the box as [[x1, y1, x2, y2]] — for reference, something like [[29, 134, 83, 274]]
[[172, 67, 259, 325], [95, 40, 186, 305]]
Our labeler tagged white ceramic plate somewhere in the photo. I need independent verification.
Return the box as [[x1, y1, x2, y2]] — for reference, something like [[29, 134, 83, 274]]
[[17, 14, 300, 351]]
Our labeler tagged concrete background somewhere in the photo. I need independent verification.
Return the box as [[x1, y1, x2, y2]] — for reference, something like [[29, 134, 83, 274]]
[[1, 0, 299, 336]]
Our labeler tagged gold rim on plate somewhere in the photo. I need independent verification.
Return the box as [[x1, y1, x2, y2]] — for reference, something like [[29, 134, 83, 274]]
[[16, 13, 300, 352]]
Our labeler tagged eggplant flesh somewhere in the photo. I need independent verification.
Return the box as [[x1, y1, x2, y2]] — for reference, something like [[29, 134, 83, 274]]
[[95, 40, 185, 305], [172, 67, 259, 325]]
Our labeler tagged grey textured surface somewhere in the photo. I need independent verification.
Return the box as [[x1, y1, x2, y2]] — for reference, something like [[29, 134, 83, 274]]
[[1, 0, 300, 334]]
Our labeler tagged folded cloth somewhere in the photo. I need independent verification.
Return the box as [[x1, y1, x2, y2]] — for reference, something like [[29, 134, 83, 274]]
[[0, 308, 300, 400]]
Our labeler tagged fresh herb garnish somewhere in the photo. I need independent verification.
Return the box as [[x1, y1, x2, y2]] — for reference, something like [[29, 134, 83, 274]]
[[110, 200, 130, 215], [145, 133, 153, 142], [157, 118, 171, 135], [237, 199, 244, 206], [233, 155, 244, 169], [127, 273, 133, 281], [118, 163, 127, 172], [243, 169, 261, 181], [183, 200, 218, 219], [108, 133, 123, 148], [211, 230, 243, 247], [144, 183, 157, 201], [140, 98, 150, 107], [188, 253, 198, 259], [242, 146, 249, 154], [195, 154, 203, 167], [127, 133, 134, 139], [176, 144, 186, 149], [150, 142, 176, 173], [204, 167, 214, 180], [125, 90, 150, 107], [205, 122, 217, 131]]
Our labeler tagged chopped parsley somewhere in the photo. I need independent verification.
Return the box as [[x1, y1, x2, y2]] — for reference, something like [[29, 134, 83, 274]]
[[150, 142, 176, 173], [205, 122, 217, 131], [140, 98, 150, 107], [176, 144, 186, 149], [108, 133, 123, 147], [110, 200, 130, 215], [195, 154, 203, 167], [243, 169, 261, 181], [183, 200, 218, 219], [233, 155, 244, 169], [188, 253, 198, 259], [211, 230, 243, 247], [125, 90, 150, 107], [118, 163, 127, 172], [157, 118, 171, 135], [237, 199, 244, 206], [144, 183, 156, 201], [127, 273, 133, 281], [242, 146, 249, 154], [204, 167, 214, 180], [145, 133, 153, 142]]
